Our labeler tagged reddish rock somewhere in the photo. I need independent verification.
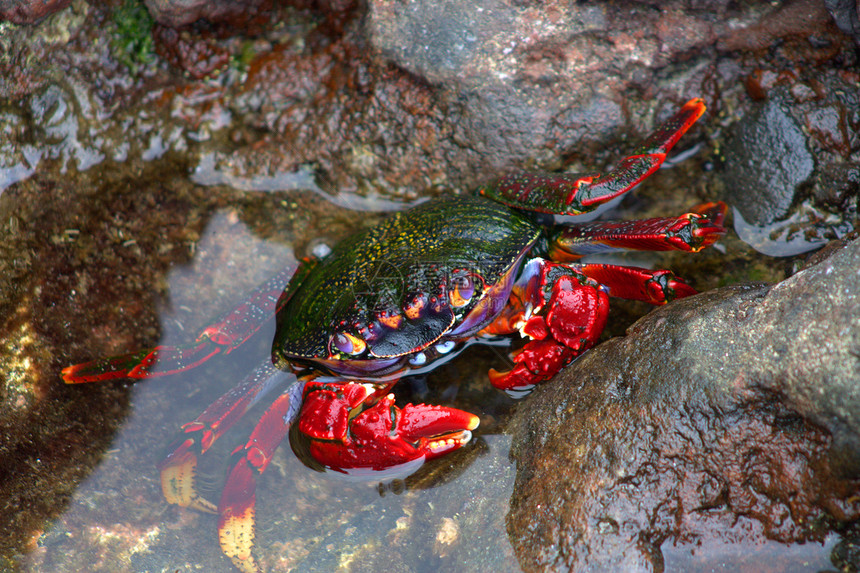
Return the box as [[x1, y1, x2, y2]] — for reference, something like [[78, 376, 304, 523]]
[[143, 0, 272, 28], [153, 23, 230, 79], [0, 0, 70, 24]]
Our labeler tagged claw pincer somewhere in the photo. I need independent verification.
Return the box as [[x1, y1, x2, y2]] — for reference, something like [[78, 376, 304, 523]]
[[299, 382, 479, 473], [62, 98, 726, 572]]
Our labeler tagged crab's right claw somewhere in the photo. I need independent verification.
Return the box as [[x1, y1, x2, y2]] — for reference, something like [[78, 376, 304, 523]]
[[299, 382, 479, 476]]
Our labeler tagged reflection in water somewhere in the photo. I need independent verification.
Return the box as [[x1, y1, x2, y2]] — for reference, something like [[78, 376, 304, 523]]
[[732, 204, 853, 257], [21, 210, 520, 572], [191, 153, 427, 213], [663, 535, 840, 572]]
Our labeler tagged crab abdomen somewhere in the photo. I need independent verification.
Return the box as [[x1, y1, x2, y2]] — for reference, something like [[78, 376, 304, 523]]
[[273, 196, 540, 367]]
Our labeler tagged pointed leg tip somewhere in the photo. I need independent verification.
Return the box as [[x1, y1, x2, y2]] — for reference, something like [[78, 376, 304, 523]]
[[679, 99, 706, 125], [684, 97, 706, 113], [669, 279, 698, 300], [229, 555, 261, 573], [190, 497, 218, 514], [466, 413, 480, 431], [489, 365, 544, 393], [60, 365, 80, 384], [159, 447, 218, 512], [219, 505, 257, 570], [60, 362, 112, 384], [674, 98, 707, 133]]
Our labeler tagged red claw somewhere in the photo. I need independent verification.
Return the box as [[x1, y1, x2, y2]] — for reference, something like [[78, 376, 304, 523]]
[[489, 267, 610, 392], [544, 275, 609, 350], [299, 382, 479, 475]]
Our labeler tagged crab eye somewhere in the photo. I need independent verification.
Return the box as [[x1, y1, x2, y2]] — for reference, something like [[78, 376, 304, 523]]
[[449, 274, 475, 308], [330, 332, 367, 356]]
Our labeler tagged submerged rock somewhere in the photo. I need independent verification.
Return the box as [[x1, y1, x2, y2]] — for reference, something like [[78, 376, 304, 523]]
[[508, 239, 860, 572]]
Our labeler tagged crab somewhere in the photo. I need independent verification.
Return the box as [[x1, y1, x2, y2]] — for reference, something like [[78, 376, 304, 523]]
[[63, 98, 726, 572]]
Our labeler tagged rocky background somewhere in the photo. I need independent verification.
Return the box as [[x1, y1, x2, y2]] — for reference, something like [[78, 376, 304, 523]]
[[0, 0, 858, 571]]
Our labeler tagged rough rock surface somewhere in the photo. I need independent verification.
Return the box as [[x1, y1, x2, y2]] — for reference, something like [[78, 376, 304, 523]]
[[722, 82, 859, 256], [0, 0, 70, 24], [508, 239, 860, 572], [142, 0, 272, 27]]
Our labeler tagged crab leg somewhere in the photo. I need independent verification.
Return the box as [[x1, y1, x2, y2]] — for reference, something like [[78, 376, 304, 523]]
[[480, 98, 707, 215], [575, 264, 697, 304], [62, 265, 304, 384], [548, 202, 727, 261], [217, 384, 302, 573], [158, 361, 300, 513]]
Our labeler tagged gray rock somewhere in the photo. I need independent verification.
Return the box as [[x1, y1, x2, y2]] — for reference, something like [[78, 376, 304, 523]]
[[723, 89, 814, 225], [824, 0, 860, 45], [721, 84, 859, 257]]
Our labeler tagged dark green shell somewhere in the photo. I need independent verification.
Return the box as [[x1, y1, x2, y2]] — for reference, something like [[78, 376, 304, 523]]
[[273, 196, 541, 363]]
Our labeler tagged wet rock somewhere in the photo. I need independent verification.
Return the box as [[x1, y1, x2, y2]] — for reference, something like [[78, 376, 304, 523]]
[[143, 0, 272, 28], [825, 0, 860, 45], [832, 522, 860, 571], [0, 0, 70, 24], [507, 239, 860, 572], [366, 0, 743, 176], [757, 240, 860, 472], [153, 23, 230, 79], [722, 82, 859, 256], [717, 0, 838, 52], [1, 1, 858, 570], [723, 88, 813, 224]]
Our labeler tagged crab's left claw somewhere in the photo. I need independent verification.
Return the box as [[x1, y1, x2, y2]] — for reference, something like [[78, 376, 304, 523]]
[[299, 382, 479, 476]]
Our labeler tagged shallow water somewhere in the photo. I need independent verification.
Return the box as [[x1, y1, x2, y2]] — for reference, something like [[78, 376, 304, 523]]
[[0, 6, 847, 568], [5, 186, 520, 571], [2, 165, 844, 572]]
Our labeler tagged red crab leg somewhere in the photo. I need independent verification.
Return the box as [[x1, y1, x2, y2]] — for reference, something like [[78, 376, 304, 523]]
[[217, 379, 479, 573], [548, 202, 727, 261], [158, 361, 298, 513], [575, 264, 697, 304], [217, 384, 301, 573], [62, 265, 301, 384], [480, 98, 706, 215]]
